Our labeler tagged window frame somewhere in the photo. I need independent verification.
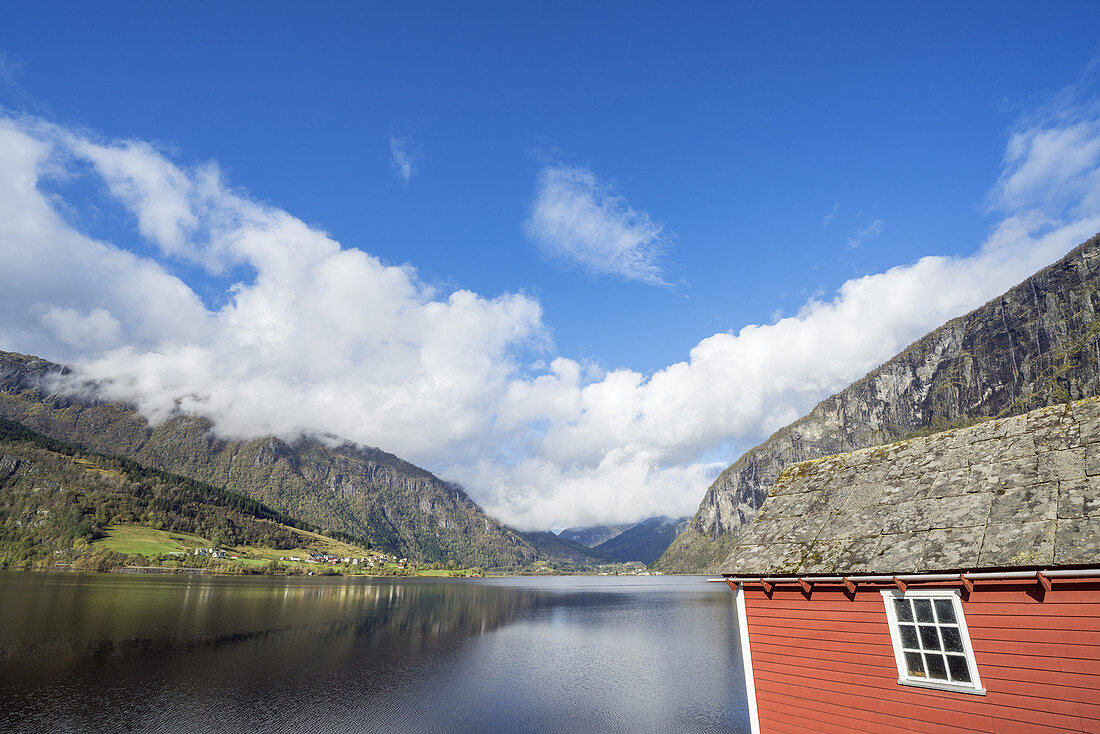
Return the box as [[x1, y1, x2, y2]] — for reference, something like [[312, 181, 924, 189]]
[[880, 588, 985, 695]]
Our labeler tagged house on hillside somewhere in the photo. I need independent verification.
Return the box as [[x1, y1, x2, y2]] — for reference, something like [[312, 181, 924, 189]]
[[718, 397, 1100, 734]]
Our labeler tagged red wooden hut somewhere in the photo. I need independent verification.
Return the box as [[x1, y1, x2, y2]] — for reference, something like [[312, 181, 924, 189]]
[[717, 398, 1100, 733]]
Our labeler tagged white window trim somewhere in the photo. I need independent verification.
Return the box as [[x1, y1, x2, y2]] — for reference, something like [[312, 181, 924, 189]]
[[880, 588, 986, 695]]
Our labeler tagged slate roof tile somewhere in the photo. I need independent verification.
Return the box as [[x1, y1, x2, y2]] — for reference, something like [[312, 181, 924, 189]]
[[928, 492, 992, 529], [926, 468, 970, 499], [1037, 449, 1086, 484], [977, 521, 1055, 567], [1057, 477, 1100, 519], [872, 532, 927, 571], [1085, 444, 1100, 477], [988, 483, 1056, 524], [1054, 519, 1100, 565], [828, 536, 882, 574], [920, 528, 983, 570]]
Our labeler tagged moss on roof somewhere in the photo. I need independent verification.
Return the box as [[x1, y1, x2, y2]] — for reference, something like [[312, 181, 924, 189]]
[[720, 397, 1100, 575]]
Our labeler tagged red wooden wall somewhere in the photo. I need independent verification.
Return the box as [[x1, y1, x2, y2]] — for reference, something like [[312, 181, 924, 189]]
[[742, 580, 1100, 734]]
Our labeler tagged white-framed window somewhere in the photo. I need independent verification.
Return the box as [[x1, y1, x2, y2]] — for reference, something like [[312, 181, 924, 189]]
[[880, 589, 985, 695]]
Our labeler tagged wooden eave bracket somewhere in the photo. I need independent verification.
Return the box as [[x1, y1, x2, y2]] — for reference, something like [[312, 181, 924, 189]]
[[960, 574, 973, 594], [893, 576, 908, 593], [798, 578, 813, 594], [761, 581, 775, 595], [1037, 571, 1052, 592], [843, 577, 857, 594]]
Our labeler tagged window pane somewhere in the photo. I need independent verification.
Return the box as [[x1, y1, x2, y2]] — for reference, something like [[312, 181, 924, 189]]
[[914, 598, 934, 623], [925, 653, 948, 680], [919, 624, 942, 651], [889, 594, 979, 688], [947, 654, 971, 683], [934, 598, 957, 624], [941, 626, 964, 653]]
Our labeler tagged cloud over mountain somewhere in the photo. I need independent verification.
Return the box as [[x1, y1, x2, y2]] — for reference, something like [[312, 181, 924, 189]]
[[2, 101, 1100, 530]]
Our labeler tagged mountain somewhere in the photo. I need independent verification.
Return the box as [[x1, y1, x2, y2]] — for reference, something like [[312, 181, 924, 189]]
[[557, 524, 633, 548], [557, 516, 690, 563], [0, 351, 539, 570], [592, 516, 691, 564], [657, 231, 1100, 574], [0, 417, 360, 569], [519, 531, 611, 565]]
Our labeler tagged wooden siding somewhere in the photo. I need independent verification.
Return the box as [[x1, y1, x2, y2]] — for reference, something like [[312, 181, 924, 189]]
[[742, 580, 1100, 734]]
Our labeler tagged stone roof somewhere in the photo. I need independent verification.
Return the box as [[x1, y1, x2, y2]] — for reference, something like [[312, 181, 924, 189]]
[[720, 398, 1100, 576]]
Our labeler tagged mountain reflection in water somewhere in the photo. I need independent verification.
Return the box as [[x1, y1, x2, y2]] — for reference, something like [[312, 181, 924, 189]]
[[0, 573, 749, 733]]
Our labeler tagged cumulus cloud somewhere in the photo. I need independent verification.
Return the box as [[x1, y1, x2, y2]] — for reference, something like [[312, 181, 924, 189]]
[[2, 101, 1100, 531], [389, 136, 417, 184], [0, 119, 213, 362], [525, 164, 669, 284], [0, 117, 543, 460]]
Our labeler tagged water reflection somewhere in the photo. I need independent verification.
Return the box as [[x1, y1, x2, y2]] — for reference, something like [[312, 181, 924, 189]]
[[0, 573, 749, 733]]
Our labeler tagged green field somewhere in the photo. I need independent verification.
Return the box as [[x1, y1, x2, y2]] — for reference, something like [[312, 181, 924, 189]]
[[236, 527, 369, 562], [93, 525, 209, 556], [92, 524, 370, 563], [90, 524, 483, 576]]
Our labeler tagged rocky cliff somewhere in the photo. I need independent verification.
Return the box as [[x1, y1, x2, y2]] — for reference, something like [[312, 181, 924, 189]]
[[0, 351, 538, 569], [657, 232, 1100, 573]]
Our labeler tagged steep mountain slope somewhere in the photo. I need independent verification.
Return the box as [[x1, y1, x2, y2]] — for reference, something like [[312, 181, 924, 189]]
[[657, 232, 1100, 573], [0, 417, 354, 567], [593, 516, 690, 564], [557, 524, 632, 548], [0, 351, 538, 569]]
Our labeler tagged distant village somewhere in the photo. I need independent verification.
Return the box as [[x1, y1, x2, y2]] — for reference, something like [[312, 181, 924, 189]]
[[192, 547, 405, 567], [278, 552, 409, 569], [184, 545, 658, 577], [184, 548, 486, 576], [191, 547, 434, 572]]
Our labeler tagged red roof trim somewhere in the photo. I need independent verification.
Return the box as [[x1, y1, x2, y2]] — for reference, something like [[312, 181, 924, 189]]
[[712, 568, 1100, 591]]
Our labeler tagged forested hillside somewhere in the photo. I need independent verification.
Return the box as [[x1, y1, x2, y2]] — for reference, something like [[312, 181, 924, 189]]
[[0, 352, 540, 569], [0, 418, 343, 568]]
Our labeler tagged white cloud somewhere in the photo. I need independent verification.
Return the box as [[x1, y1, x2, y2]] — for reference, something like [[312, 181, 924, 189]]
[[822, 202, 839, 227], [389, 136, 417, 184], [0, 52, 23, 86], [525, 164, 669, 284], [991, 116, 1100, 219], [846, 218, 884, 249], [1, 101, 1100, 531], [38, 307, 122, 349], [0, 119, 212, 363], [0, 117, 543, 458]]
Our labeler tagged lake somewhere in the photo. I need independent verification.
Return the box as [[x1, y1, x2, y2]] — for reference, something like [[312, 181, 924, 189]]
[[0, 572, 750, 733]]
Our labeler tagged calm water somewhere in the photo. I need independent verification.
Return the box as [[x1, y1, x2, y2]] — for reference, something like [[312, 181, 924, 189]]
[[0, 572, 749, 733]]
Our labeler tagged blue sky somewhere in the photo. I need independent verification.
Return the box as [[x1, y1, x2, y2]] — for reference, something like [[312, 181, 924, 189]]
[[2, 3, 1100, 528]]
